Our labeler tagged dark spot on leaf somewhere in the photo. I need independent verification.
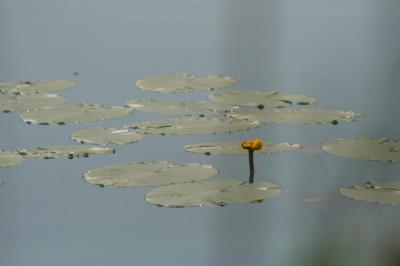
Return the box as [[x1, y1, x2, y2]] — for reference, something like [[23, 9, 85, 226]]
[[297, 102, 310, 105]]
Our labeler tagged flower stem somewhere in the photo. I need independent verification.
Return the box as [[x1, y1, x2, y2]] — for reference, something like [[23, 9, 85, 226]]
[[248, 150, 255, 183]]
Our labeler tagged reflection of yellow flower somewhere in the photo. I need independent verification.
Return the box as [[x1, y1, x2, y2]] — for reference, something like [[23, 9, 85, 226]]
[[241, 139, 263, 151]]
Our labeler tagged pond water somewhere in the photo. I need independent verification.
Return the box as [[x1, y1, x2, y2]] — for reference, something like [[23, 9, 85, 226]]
[[1, 0, 400, 265]]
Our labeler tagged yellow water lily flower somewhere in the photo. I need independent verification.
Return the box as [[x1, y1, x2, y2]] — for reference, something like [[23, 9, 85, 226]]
[[241, 139, 264, 151]]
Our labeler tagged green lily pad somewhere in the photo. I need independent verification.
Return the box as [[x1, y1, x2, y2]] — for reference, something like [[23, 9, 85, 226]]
[[208, 90, 317, 107], [322, 138, 400, 162], [0, 93, 66, 112], [136, 74, 236, 93], [18, 145, 115, 159], [0, 151, 23, 168], [0, 80, 76, 94], [230, 108, 360, 124], [71, 127, 143, 145], [145, 179, 282, 207], [84, 161, 218, 188], [127, 118, 260, 135], [184, 140, 302, 155], [126, 99, 237, 116], [21, 104, 134, 125], [340, 181, 400, 205]]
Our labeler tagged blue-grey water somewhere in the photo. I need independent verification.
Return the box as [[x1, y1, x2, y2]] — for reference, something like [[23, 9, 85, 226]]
[[1, 0, 400, 265]]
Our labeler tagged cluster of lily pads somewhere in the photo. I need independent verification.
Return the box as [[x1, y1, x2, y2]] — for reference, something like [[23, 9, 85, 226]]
[[1, 74, 399, 206]]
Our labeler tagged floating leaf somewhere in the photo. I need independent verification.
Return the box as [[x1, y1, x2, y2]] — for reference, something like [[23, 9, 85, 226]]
[[0, 93, 66, 112], [71, 127, 143, 145], [126, 99, 237, 116], [230, 108, 360, 124], [84, 161, 218, 188], [184, 140, 302, 155], [322, 138, 400, 162], [0, 151, 23, 168], [18, 145, 115, 159], [21, 104, 134, 125], [136, 74, 236, 93], [340, 181, 400, 205], [145, 179, 281, 207], [127, 118, 260, 135], [0, 80, 76, 94], [209, 90, 317, 107]]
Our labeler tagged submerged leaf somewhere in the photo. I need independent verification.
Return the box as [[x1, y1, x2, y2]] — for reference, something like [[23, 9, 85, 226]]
[[340, 181, 400, 204], [71, 127, 143, 145], [0, 93, 66, 112], [0, 151, 23, 168], [322, 138, 400, 162], [21, 104, 134, 125], [145, 179, 281, 207], [209, 90, 317, 107], [84, 161, 218, 188], [136, 74, 236, 93], [126, 99, 237, 116], [230, 108, 360, 124], [126, 118, 260, 135], [18, 145, 115, 159], [184, 140, 302, 155], [0, 80, 76, 94]]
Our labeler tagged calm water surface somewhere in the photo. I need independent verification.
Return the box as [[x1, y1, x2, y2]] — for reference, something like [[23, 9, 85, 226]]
[[1, 0, 400, 265]]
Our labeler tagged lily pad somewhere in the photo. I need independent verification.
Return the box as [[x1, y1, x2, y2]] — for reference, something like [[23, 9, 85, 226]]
[[0, 93, 66, 112], [71, 127, 143, 145], [84, 161, 218, 188], [136, 74, 236, 93], [18, 145, 115, 159], [126, 99, 237, 116], [21, 104, 134, 125], [340, 181, 400, 205], [0, 80, 76, 94], [322, 138, 400, 162], [184, 140, 302, 155], [208, 90, 317, 107], [145, 179, 282, 207], [230, 108, 360, 124], [0, 151, 23, 168], [127, 118, 260, 135]]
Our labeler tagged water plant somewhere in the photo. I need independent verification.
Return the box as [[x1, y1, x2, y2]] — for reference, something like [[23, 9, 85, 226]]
[[241, 139, 264, 183]]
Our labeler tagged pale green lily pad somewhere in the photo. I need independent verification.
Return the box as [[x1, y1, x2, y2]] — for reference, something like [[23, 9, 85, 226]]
[[0, 151, 23, 168], [18, 145, 115, 159], [0, 93, 66, 112], [322, 138, 400, 162], [84, 161, 218, 188], [126, 99, 238, 116], [136, 74, 236, 93], [145, 179, 282, 207], [209, 90, 317, 107], [127, 118, 260, 135], [71, 127, 143, 145], [0, 80, 76, 94], [21, 104, 134, 125], [340, 181, 400, 204], [184, 140, 302, 155], [230, 108, 360, 124]]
